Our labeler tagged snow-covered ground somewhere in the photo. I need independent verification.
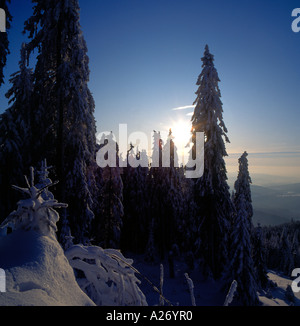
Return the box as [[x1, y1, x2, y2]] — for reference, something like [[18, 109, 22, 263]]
[[0, 229, 149, 307], [0, 230, 297, 307], [259, 271, 300, 306], [0, 230, 95, 306], [0, 225, 297, 306], [130, 253, 300, 307], [131, 254, 226, 306]]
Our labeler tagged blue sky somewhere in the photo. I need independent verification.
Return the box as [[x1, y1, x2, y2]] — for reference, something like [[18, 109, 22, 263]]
[[1, 0, 300, 182]]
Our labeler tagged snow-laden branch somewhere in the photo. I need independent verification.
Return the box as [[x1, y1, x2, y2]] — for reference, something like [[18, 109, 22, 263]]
[[224, 280, 238, 306], [184, 273, 196, 306], [65, 244, 148, 306]]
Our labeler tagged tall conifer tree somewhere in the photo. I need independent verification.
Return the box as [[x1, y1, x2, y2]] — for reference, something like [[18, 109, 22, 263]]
[[223, 152, 259, 305], [121, 145, 149, 253], [191, 45, 233, 278], [233, 152, 253, 226], [252, 224, 269, 289], [95, 133, 124, 249], [224, 192, 259, 306], [23, 0, 97, 244]]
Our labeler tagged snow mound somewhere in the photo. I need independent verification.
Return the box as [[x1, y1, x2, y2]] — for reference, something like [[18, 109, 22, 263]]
[[0, 230, 95, 306]]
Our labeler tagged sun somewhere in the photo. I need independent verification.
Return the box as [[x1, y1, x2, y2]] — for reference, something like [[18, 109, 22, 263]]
[[171, 119, 192, 146], [170, 119, 192, 164]]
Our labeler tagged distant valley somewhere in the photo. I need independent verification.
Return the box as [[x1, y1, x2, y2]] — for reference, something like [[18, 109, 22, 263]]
[[227, 173, 300, 226], [251, 183, 300, 226]]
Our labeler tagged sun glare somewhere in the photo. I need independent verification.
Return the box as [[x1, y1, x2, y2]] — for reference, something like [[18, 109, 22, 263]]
[[170, 119, 192, 165], [171, 120, 192, 147]]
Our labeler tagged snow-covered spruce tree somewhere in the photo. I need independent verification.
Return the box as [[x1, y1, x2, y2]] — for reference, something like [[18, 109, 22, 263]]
[[291, 229, 300, 269], [232, 152, 268, 287], [0, 110, 23, 219], [147, 130, 187, 259], [233, 152, 253, 226], [191, 45, 233, 278], [35, 159, 54, 201], [263, 225, 281, 270], [222, 152, 259, 305], [168, 131, 198, 254], [263, 223, 300, 272], [0, 167, 68, 239], [0, 0, 12, 87], [147, 131, 164, 259], [36, 159, 73, 249], [252, 224, 269, 289], [94, 133, 124, 249], [162, 129, 179, 170], [0, 43, 34, 219], [279, 227, 294, 276], [160, 129, 185, 254], [147, 131, 173, 259], [223, 192, 259, 306], [121, 144, 150, 253], [177, 166, 197, 254], [24, 0, 97, 244]]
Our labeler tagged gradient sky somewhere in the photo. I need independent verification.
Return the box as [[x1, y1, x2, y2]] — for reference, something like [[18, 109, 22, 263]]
[[1, 0, 300, 184]]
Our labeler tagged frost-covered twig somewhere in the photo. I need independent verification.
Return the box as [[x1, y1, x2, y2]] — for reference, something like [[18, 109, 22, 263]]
[[184, 273, 196, 306], [159, 264, 164, 306], [224, 280, 238, 306]]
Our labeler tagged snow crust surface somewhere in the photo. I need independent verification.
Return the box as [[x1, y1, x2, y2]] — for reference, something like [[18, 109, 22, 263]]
[[0, 230, 95, 306]]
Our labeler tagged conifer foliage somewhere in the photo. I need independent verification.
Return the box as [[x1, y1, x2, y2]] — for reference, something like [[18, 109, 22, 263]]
[[0, 44, 34, 218], [93, 133, 124, 249], [233, 152, 253, 224], [23, 0, 97, 244], [191, 45, 233, 278], [224, 151, 260, 306], [121, 144, 149, 253], [226, 196, 259, 306], [252, 224, 269, 289]]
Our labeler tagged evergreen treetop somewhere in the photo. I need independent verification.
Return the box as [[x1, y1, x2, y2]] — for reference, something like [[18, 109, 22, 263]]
[[234, 151, 253, 223]]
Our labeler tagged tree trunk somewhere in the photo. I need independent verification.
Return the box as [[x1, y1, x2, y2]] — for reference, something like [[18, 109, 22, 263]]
[[56, 17, 65, 204]]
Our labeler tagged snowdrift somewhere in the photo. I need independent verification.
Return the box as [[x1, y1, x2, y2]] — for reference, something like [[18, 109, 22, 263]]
[[0, 230, 95, 306]]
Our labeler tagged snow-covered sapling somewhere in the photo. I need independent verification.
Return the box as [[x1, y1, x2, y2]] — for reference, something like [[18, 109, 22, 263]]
[[184, 273, 196, 306], [159, 264, 164, 306], [0, 167, 67, 239], [224, 280, 238, 306]]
